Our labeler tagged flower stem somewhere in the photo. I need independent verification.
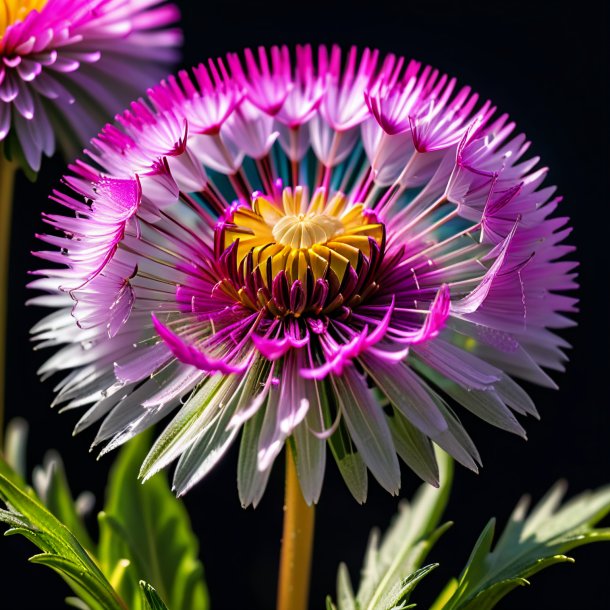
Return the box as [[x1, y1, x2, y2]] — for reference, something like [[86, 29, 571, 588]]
[[0, 155, 16, 451], [277, 445, 315, 610]]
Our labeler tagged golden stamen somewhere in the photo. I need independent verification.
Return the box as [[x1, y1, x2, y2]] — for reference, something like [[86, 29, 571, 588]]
[[1, 0, 47, 38]]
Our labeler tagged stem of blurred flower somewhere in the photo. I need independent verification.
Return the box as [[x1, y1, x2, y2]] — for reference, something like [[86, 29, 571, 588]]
[[277, 445, 315, 610], [0, 156, 16, 451]]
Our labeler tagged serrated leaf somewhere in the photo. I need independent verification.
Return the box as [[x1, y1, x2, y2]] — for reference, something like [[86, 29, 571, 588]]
[[98, 429, 208, 610], [376, 563, 438, 610], [331, 449, 453, 610], [0, 467, 126, 610], [436, 481, 610, 609]]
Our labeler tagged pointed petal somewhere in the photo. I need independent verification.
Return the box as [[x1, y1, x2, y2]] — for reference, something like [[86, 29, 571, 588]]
[[331, 368, 400, 495]]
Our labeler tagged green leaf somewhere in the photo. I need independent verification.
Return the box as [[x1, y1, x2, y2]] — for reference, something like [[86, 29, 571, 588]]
[[98, 429, 208, 610], [331, 449, 453, 610], [31, 554, 124, 610], [0, 468, 126, 610], [435, 481, 610, 609], [32, 451, 95, 552], [65, 597, 94, 610], [139, 581, 171, 610]]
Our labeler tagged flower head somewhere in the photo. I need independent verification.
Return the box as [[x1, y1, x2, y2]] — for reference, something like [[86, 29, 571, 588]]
[[31, 45, 576, 506], [0, 0, 181, 173]]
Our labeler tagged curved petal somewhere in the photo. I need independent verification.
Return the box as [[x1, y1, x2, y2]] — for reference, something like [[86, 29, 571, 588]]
[[152, 314, 251, 374]]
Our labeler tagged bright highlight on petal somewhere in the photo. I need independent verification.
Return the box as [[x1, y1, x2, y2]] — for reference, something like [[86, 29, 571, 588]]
[[30, 44, 576, 507]]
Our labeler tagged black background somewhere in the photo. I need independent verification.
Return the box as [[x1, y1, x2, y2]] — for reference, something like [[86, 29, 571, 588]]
[[3, 1, 609, 609]]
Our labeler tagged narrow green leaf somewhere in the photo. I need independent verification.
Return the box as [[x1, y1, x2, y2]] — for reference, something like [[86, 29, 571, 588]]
[[65, 597, 93, 610], [336, 563, 357, 610], [4, 417, 29, 479], [139, 581, 170, 610], [429, 578, 458, 610], [98, 429, 208, 610], [376, 563, 438, 610], [358, 449, 452, 610], [0, 472, 99, 573], [31, 555, 123, 610]]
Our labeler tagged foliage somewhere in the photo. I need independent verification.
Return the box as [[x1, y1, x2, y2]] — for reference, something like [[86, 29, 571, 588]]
[[0, 473, 126, 610], [327, 449, 453, 610], [99, 429, 208, 610], [0, 424, 207, 610], [432, 481, 610, 609], [329, 457, 610, 610]]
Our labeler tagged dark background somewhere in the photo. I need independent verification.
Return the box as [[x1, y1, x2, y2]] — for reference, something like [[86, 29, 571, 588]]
[[3, 1, 609, 608]]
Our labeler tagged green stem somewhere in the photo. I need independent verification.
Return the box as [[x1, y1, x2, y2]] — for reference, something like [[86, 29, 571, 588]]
[[276, 446, 315, 610], [0, 155, 16, 451]]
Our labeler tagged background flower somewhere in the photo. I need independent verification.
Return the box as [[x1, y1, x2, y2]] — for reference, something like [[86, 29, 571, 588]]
[[0, 0, 182, 174], [31, 44, 575, 508]]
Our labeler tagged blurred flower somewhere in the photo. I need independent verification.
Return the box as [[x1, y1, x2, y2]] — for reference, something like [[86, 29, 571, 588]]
[[0, 0, 181, 173], [30, 45, 576, 506]]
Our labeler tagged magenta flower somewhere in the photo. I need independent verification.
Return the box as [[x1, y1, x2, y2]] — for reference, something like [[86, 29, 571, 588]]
[[0, 0, 181, 172], [30, 45, 576, 506]]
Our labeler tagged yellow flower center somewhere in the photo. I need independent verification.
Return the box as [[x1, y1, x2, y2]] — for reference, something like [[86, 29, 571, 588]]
[[272, 212, 344, 250], [1, 0, 47, 38], [217, 186, 384, 313]]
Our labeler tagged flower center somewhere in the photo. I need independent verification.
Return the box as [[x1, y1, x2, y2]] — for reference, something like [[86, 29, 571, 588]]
[[215, 186, 385, 315], [272, 212, 344, 249], [0, 0, 47, 37]]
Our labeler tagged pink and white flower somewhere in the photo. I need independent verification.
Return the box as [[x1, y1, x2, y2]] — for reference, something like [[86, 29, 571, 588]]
[[31, 45, 576, 506]]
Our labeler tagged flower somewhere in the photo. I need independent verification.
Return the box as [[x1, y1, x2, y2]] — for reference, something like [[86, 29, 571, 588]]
[[0, 0, 181, 173], [30, 45, 576, 506]]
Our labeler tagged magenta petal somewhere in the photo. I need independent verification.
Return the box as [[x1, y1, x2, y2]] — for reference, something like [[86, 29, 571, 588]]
[[251, 330, 310, 360], [403, 285, 450, 344], [152, 314, 251, 374], [451, 222, 517, 315], [251, 334, 295, 360]]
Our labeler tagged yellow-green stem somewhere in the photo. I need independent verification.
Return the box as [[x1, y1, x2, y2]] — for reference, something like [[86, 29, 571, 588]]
[[0, 156, 17, 451], [276, 446, 315, 610]]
